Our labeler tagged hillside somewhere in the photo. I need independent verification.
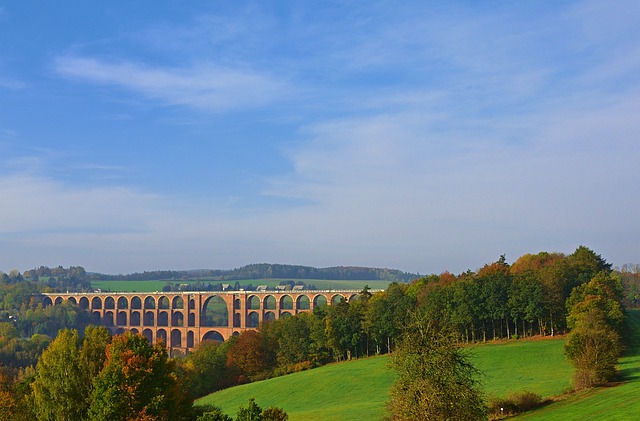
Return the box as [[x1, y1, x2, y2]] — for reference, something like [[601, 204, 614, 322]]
[[197, 336, 572, 420], [514, 309, 640, 420], [85, 264, 419, 283]]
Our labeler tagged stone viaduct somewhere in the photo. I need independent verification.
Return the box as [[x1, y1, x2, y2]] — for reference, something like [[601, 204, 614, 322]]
[[41, 290, 363, 356]]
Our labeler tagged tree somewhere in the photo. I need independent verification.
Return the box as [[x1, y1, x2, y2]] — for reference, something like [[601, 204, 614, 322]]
[[236, 398, 263, 421], [31, 329, 86, 421], [564, 272, 626, 389], [236, 398, 288, 421], [387, 311, 486, 420], [195, 405, 233, 421], [226, 330, 270, 382], [88, 332, 192, 421], [181, 339, 232, 397]]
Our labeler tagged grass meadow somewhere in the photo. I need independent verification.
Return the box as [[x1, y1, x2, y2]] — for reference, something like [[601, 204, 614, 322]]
[[196, 336, 573, 420], [512, 310, 640, 420]]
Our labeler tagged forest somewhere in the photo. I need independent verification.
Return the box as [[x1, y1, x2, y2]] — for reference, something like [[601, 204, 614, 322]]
[[0, 246, 637, 420], [83, 264, 418, 283]]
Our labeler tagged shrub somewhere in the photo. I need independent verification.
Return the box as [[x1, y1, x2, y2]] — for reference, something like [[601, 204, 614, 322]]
[[488, 391, 545, 419]]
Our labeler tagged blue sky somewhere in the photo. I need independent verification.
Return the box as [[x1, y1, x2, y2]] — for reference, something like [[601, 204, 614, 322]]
[[1, 1, 639, 275]]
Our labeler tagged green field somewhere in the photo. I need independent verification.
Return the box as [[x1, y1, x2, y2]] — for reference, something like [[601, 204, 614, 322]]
[[513, 310, 640, 420], [196, 336, 574, 420], [198, 355, 395, 421], [90, 279, 391, 293]]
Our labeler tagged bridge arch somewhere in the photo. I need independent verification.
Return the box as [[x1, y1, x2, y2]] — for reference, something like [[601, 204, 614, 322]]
[[171, 329, 182, 347], [313, 295, 327, 308], [104, 296, 115, 309], [263, 295, 276, 310], [331, 294, 345, 305], [247, 311, 259, 328], [144, 296, 155, 309], [158, 296, 170, 309], [157, 329, 167, 345], [264, 311, 276, 322], [54, 297, 63, 306], [68, 297, 77, 305], [91, 297, 102, 309], [131, 311, 141, 326], [280, 311, 292, 319], [187, 331, 195, 348], [158, 311, 169, 326], [142, 329, 153, 344], [296, 295, 310, 310], [247, 295, 260, 310], [43, 296, 53, 307], [117, 311, 127, 325], [131, 296, 142, 309], [202, 330, 224, 343], [117, 296, 128, 309], [202, 295, 228, 327], [280, 295, 293, 310], [144, 311, 154, 326], [104, 311, 114, 326], [172, 296, 183, 309], [79, 297, 89, 309]]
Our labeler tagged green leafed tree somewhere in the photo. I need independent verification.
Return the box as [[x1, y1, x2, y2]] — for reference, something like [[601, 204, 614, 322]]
[[565, 272, 626, 389], [31, 329, 85, 421], [387, 311, 486, 421]]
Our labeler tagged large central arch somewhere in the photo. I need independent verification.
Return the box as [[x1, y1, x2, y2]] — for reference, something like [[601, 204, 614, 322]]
[[202, 295, 229, 327]]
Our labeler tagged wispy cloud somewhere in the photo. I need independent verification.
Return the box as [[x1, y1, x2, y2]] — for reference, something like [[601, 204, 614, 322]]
[[0, 76, 26, 90], [53, 56, 286, 113]]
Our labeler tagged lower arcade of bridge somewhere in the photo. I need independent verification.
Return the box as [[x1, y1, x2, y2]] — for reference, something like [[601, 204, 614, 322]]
[[41, 290, 362, 355]]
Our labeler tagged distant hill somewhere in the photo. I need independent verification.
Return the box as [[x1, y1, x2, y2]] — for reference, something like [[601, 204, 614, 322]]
[[87, 264, 419, 283]]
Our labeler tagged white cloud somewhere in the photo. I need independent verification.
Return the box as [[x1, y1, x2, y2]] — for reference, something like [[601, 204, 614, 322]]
[[53, 56, 286, 113]]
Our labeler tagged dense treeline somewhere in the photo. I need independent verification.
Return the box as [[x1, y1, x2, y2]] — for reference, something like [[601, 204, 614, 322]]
[[413, 247, 613, 341], [86, 264, 418, 283]]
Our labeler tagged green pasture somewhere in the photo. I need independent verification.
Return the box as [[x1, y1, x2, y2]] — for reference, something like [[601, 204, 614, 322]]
[[90, 279, 390, 293], [513, 309, 640, 420], [198, 355, 394, 421], [472, 338, 573, 399], [197, 335, 573, 420]]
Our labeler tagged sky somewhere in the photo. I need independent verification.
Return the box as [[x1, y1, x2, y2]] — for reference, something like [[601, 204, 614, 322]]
[[1, 1, 639, 275]]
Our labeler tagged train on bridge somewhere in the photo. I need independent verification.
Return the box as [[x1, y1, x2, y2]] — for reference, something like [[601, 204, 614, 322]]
[[41, 290, 365, 356]]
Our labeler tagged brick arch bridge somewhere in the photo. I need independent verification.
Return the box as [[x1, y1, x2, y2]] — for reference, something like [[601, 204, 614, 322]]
[[41, 290, 364, 356]]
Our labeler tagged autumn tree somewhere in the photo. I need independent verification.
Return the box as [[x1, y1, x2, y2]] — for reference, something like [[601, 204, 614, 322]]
[[88, 332, 192, 421], [387, 311, 486, 420], [226, 330, 272, 382]]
